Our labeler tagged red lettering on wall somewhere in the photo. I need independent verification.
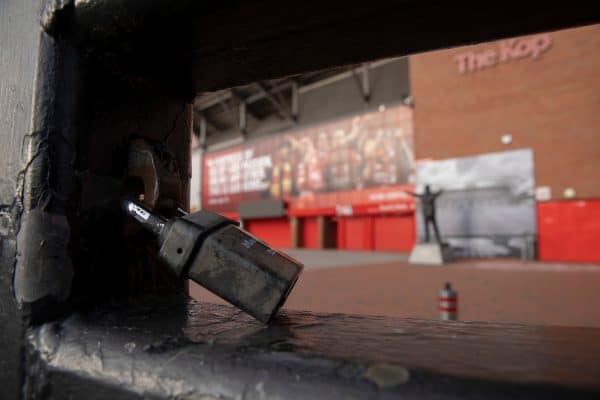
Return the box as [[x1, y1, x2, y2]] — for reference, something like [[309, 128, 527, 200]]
[[456, 34, 553, 74]]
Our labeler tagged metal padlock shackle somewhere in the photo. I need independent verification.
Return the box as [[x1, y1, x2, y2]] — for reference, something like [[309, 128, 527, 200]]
[[123, 198, 303, 323]]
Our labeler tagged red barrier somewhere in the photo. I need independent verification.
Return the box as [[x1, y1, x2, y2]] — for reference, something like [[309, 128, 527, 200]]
[[245, 218, 291, 248], [373, 215, 415, 252], [337, 214, 415, 252], [537, 200, 600, 263], [301, 217, 319, 249]]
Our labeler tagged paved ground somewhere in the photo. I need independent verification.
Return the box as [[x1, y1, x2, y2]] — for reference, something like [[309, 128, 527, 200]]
[[282, 249, 409, 270], [190, 250, 600, 328]]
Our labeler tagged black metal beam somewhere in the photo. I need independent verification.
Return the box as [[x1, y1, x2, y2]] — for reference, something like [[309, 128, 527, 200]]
[[193, 109, 226, 132], [219, 98, 238, 128], [351, 63, 371, 103], [231, 88, 262, 121], [57, 1, 600, 93], [256, 82, 295, 121]]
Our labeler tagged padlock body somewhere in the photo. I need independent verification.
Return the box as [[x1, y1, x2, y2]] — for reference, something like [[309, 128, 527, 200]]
[[188, 224, 303, 323], [158, 211, 235, 278]]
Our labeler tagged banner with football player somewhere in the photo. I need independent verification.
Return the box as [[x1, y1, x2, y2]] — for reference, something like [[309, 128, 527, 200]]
[[202, 104, 414, 214]]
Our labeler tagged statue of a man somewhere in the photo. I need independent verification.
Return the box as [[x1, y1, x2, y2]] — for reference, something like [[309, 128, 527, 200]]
[[406, 185, 443, 243]]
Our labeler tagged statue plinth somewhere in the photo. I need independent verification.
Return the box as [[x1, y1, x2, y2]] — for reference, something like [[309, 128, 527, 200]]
[[409, 242, 454, 265]]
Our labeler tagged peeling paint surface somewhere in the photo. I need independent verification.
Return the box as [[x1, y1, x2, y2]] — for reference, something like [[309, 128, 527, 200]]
[[15, 209, 73, 304], [362, 363, 410, 388], [0, 1, 48, 398]]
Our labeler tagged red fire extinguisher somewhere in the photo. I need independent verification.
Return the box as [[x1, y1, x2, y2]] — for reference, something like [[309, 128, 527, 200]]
[[438, 282, 458, 321]]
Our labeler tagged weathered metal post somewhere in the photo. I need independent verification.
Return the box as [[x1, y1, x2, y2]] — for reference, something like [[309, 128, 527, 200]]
[[1, 2, 193, 397]]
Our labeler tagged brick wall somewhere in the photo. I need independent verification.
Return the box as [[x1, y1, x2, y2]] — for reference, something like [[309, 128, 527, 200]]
[[410, 25, 600, 200]]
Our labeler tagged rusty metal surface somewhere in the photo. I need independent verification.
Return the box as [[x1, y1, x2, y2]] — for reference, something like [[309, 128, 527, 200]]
[[26, 298, 600, 399]]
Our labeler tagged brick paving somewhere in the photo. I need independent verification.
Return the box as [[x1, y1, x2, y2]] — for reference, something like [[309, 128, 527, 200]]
[[190, 250, 600, 328]]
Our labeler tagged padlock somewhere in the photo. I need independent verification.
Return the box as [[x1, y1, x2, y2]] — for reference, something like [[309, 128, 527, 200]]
[[122, 198, 303, 323]]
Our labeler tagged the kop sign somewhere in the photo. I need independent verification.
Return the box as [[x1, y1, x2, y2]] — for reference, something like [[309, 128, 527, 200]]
[[455, 34, 552, 74]]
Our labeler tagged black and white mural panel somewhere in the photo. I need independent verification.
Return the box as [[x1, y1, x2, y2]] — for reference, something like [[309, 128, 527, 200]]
[[415, 149, 536, 258]]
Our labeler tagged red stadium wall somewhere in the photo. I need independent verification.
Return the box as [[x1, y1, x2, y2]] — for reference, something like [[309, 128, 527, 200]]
[[300, 217, 320, 249], [245, 218, 291, 248], [373, 215, 415, 252], [537, 200, 600, 263], [337, 214, 415, 251], [338, 216, 373, 250]]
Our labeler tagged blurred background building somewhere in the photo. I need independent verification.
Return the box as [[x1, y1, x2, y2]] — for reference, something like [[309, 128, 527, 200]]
[[190, 25, 600, 263]]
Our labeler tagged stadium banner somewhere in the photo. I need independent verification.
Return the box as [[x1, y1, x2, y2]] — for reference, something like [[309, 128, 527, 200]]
[[201, 105, 415, 215]]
